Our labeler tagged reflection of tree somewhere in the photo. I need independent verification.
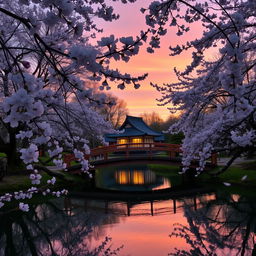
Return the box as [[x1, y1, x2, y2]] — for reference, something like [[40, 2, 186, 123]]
[[169, 194, 256, 256], [0, 198, 122, 256]]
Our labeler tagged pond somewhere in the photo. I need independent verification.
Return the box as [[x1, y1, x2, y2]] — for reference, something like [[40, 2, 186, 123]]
[[1, 192, 256, 255], [1, 163, 255, 255], [95, 163, 174, 191]]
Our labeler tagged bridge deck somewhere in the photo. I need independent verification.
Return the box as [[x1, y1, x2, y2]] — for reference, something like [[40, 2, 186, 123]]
[[64, 143, 217, 168]]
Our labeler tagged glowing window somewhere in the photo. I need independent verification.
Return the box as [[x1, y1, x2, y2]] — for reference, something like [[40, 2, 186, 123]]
[[118, 138, 128, 144], [132, 138, 142, 143]]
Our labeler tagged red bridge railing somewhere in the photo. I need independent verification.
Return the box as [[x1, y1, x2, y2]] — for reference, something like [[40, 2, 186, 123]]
[[64, 143, 217, 167]]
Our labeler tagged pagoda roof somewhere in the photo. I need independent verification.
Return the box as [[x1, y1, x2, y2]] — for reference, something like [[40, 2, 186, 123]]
[[105, 115, 164, 141]]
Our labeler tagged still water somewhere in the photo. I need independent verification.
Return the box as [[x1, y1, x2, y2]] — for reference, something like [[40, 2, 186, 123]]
[[1, 163, 255, 255], [1, 192, 255, 256], [95, 163, 174, 191]]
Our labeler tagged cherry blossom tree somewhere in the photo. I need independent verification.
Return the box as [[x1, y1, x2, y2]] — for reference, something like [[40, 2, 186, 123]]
[[0, 198, 123, 255], [0, 0, 148, 210], [170, 194, 256, 255], [1, 0, 255, 211], [141, 0, 256, 174]]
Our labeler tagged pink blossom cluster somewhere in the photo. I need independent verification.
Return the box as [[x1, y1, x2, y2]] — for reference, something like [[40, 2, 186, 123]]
[[146, 0, 256, 173], [0, 0, 150, 211]]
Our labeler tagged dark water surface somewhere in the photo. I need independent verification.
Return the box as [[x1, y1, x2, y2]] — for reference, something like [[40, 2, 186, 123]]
[[95, 163, 173, 191], [1, 163, 255, 255], [1, 192, 255, 256]]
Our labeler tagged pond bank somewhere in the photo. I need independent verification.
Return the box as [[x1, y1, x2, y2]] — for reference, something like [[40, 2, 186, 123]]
[[0, 159, 255, 197]]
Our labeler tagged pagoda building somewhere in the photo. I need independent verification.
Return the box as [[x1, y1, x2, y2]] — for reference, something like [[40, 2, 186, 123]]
[[104, 115, 164, 145]]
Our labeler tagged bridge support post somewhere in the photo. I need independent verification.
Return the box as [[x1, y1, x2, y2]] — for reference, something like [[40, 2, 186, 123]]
[[173, 199, 176, 214], [150, 201, 154, 216], [127, 202, 131, 216]]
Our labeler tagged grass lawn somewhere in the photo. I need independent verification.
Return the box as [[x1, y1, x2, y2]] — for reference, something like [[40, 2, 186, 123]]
[[197, 161, 256, 197], [149, 161, 256, 196], [219, 166, 256, 183], [200, 161, 256, 184], [0, 170, 90, 195], [0, 173, 52, 194], [149, 164, 180, 175]]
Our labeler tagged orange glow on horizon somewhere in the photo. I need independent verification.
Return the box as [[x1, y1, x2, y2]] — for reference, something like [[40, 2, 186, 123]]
[[88, 200, 192, 256], [107, 46, 193, 120], [94, 0, 216, 120]]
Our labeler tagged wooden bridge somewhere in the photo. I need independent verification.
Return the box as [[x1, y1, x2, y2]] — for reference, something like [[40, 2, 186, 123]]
[[64, 142, 217, 167]]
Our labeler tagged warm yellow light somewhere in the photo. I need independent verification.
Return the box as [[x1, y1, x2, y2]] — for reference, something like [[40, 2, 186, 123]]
[[118, 138, 128, 144], [133, 171, 144, 184], [132, 138, 143, 143], [116, 170, 129, 184]]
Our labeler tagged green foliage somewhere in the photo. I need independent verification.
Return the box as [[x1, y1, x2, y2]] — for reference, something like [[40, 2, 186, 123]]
[[38, 155, 54, 166], [0, 152, 7, 157], [164, 132, 184, 144]]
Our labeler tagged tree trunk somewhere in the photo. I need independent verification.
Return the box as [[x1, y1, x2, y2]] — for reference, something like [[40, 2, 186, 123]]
[[2, 128, 22, 172]]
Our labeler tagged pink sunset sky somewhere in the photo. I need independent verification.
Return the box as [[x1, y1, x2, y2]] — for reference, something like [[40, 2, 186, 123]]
[[96, 0, 205, 120]]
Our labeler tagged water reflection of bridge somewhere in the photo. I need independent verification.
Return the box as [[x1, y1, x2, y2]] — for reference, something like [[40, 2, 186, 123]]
[[64, 192, 215, 217]]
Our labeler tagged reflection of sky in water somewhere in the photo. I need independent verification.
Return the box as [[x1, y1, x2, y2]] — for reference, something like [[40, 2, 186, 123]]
[[96, 164, 171, 191], [67, 195, 216, 255], [69, 193, 256, 256], [1, 193, 256, 255]]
